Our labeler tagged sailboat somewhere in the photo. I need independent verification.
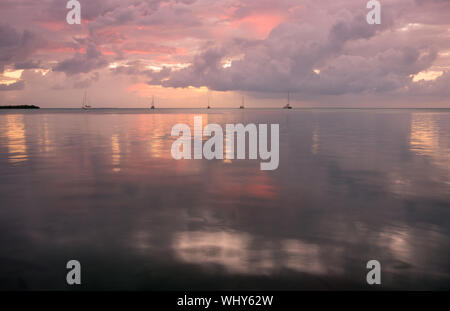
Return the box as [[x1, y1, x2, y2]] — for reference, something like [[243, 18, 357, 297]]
[[207, 92, 211, 109], [150, 95, 155, 110], [283, 92, 292, 109], [240, 96, 245, 109], [82, 91, 92, 110]]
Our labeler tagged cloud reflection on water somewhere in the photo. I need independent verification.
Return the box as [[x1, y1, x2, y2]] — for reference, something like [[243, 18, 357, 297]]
[[0, 109, 449, 290], [173, 231, 328, 275]]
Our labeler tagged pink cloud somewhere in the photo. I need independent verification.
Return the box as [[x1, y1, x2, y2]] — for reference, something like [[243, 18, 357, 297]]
[[1, 0, 450, 107]]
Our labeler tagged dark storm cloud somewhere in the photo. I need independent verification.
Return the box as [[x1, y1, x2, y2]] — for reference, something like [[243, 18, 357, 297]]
[[53, 43, 108, 76], [14, 60, 43, 70], [0, 80, 25, 91], [0, 24, 43, 73], [111, 60, 172, 85], [161, 0, 450, 96]]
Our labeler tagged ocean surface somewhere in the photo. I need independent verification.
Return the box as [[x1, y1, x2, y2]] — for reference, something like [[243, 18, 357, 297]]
[[0, 108, 449, 290]]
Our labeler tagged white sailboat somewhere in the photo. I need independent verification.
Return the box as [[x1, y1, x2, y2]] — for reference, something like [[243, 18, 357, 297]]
[[82, 91, 92, 110], [283, 92, 292, 109]]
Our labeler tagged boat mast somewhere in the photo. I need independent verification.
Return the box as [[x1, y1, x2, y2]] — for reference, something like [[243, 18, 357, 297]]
[[82, 91, 87, 108]]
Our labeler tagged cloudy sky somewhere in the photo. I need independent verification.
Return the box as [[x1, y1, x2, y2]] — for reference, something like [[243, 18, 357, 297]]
[[0, 0, 449, 108]]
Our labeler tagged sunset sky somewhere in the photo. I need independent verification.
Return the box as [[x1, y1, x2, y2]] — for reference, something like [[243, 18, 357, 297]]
[[0, 0, 450, 108]]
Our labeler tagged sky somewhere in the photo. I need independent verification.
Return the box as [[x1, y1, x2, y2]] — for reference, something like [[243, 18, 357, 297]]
[[0, 0, 449, 108]]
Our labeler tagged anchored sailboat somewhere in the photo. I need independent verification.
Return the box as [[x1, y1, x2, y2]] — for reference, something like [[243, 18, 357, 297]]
[[82, 91, 92, 110], [283, 92, 292, 109], [240, 96, 245, 109], [151, 95, 155, 110]]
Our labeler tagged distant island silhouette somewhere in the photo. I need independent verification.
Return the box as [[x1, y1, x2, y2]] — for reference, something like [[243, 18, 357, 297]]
[[0, 105, 40, 109]]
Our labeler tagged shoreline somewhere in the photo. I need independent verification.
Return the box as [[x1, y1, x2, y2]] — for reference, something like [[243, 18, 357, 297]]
[[0, 105, 40, 109]]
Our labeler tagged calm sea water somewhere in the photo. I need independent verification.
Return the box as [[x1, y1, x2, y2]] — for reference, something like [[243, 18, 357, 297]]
[[0, 108, 449, 290]]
